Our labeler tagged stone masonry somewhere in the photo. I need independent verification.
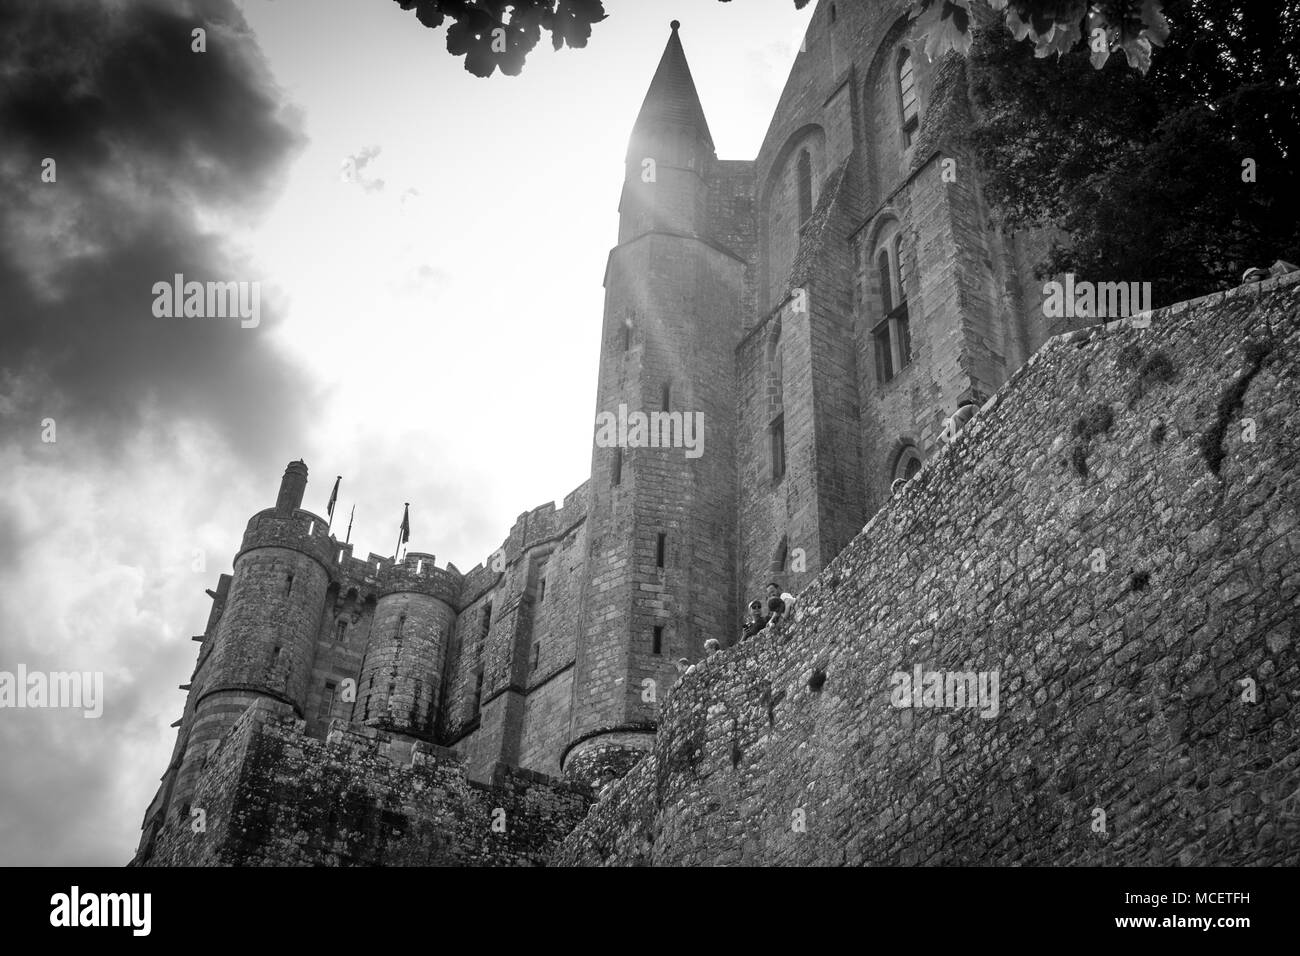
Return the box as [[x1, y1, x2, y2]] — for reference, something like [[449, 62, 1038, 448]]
[[552, 275, 1300, 866], [145, 699, 590, 866]]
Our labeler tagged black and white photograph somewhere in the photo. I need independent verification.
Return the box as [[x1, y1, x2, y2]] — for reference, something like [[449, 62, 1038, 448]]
[[0, 0, 1296, 934]]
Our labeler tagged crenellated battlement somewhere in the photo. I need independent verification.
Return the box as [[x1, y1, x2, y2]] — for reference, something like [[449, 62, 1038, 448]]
[[238, 507, 338, 571], [500, 483, 590, 563], [376, 551, 461, 603]]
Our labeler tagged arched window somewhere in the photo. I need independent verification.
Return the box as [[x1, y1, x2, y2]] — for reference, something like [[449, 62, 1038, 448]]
[[796, 149, 813, 224], [893, 447, 923, 483], [870, 222, 912, 384], [898, 49, 919, 147]]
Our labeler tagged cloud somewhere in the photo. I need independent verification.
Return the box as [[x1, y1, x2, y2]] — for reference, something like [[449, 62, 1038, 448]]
[[0, 0, 312, 865], [0, 412, 261, 865], [342, 144, 386, 193], [0, 0, 314, 463]]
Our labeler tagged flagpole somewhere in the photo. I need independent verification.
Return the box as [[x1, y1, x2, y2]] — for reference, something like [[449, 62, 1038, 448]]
[[345, 505, 354, 545], [396, 502, 410, 562]]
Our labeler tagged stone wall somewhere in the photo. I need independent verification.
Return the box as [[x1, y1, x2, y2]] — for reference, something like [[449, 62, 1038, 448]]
[[552, 274, 1300, 866], [142, 700, 590, 867]]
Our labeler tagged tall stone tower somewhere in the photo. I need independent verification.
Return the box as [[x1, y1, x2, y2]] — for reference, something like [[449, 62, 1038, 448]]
[[561, 23, 747, 787], [169, 461, 334, 814]]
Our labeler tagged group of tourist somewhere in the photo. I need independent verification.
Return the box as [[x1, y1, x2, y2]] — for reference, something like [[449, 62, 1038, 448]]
[[676, 583, 796, 679], [737, 582, 793, 645]]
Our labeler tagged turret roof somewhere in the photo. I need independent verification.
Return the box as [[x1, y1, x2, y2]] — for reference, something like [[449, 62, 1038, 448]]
[[631, 21, 714, 151]]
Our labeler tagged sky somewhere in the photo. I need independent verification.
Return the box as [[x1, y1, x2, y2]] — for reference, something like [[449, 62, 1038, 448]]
[[0, 0, 813, 865]]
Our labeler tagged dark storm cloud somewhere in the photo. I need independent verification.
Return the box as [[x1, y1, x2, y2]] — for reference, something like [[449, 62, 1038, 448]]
[[0, 0, 314, 461]]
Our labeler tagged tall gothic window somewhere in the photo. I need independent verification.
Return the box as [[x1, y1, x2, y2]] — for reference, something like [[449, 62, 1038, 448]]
[[899, 50, 919, 148], [871, 224, 911, 384], [796, 149, 813, 224]]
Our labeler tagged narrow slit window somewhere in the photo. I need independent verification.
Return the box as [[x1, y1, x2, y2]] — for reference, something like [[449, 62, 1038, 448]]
[[317, 680, 337, 720], [661, 381, 671, 411], [797, 149, 813, 224], [473, 668, 484, 713], [771, 414, 786, 481], [652, 626, 663, 655], [285, 573, 294, 596], [538, 576, 547, 603], [531, 641, 541, 672], [335, 619, 348, 643], [656, 532, 667, 568], [612, 447, 623, 487]]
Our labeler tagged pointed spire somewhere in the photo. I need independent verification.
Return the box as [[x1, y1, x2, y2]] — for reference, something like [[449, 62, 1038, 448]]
[[632, 20, 713, 151]]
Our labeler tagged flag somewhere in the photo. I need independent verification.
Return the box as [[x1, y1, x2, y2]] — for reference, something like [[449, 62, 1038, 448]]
[[326, 476, 341, 521], [396, 503, 410, 559]]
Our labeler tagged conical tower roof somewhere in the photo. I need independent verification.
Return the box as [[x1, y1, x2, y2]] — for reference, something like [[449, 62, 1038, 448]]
[[631, 21, 714, 152]]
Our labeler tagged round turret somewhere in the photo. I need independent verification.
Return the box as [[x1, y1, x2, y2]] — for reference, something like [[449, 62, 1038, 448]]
[[172, 463, 333, 815], [353, 553, 457, 739]]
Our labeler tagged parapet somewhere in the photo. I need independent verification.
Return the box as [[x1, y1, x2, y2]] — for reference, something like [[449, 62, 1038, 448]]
[[376, 551, 461, 603], [238, 507, 338, 570], [501, 482, 590, 560], [456, 480, 589, 605]]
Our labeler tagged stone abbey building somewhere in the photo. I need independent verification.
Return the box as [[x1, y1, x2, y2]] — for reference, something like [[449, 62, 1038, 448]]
[[135, 2, 1083, 862]]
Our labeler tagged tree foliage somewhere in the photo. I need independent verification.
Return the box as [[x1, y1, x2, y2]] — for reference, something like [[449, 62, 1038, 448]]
[[392, 0, 610, 77], [912, 0, 1171, 73], [394, 0, 1165, 78], [965, 0, 1300, 304]]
